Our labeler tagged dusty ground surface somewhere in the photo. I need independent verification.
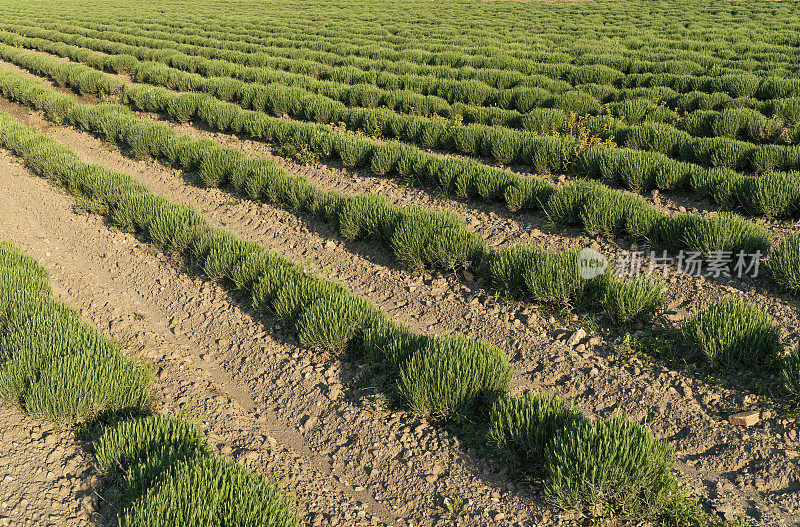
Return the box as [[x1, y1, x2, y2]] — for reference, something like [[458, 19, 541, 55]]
[[0, 57, 799, 526], [0, 405, 98, 527]]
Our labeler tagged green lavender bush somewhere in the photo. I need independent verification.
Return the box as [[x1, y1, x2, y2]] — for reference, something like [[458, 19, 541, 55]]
[[683, 297, 782, 369]]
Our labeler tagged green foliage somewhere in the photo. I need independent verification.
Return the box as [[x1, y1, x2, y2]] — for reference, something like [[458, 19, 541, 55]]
[[489, 244, 538, 298], [389, 207, 484, 271], [337, 194, 398, 242], [369, 141, 405, 175], [603, 276, 666, 325], [94, 414, 210, 502], [0, 242, 152, 422], [712, 108, 765, 139], [683, 297, 782, 370], [250, 264, 302, 310], [544, 179, 605, 226], [94, 414, 298, 527], [334, 134, 374, 168], [202, 236, 259, 281], [488, 393, 581, 469], [746, 117, 786, 144], [768, 232, 800, 292], [683, 212, 771, 258], [503, 176, 556, 212], [552, 90, 600, 114], [0, 241, 51, 300], [782, 346, 800, 397], [272, 275, 346, 327], [523, 247, 589, 307], [359, 319, 424, 371], [773, 98, 800, 126], [543, 417, 686, 522], [399, 335, 511, 419], [580, 189, 651, 236], [520, 108, 568, 133], [123, 455, 298, 527], [296, 294, 381, 354]]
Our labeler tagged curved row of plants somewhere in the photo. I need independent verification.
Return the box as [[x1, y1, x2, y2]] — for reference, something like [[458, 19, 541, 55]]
[[0, 108, 731, 525], [6, 17, 800, 132], [3, 42, 800, 225], [0, 21, 775, 121], [44, 9, 800, 81], [3, 62, 799, 399], [2, 59, 799, 306], [2, 25, 799, 193], [6, 11, 800, 105], [15, 10, 800, 84], [0, 240, 299, 526], [7, 0, 800, 80], [4, 26, 800, 156], [0, 58, 671, 327]]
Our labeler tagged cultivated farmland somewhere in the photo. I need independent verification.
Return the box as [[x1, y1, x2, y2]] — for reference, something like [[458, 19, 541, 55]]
[[0, 0, 798, 525]]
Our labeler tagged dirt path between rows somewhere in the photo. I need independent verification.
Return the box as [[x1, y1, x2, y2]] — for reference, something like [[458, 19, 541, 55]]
[[0, 61, 799, 524], [0, 151, 550, 525]]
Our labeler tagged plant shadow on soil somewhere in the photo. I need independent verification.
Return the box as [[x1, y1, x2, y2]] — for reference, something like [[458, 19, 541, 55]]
[[76, 212, 550, 522]]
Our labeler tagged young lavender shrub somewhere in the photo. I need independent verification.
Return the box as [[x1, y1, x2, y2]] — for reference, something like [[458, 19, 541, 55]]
[[683, 297, 783, 370], [782, 346, 800, 397], [0, 240, 51, 299], [489, 244, 539, 298], [389, 207, 484, 272], [111, 193, 171, 234], [334, 134, 374, 168], [122, 455, 299, 527], [250, 264, 303, 311], [522, 247, 592, 308], [603, 275, 666, 325], [0, 243, 152, 422], [503, 176, 556, 213], [93, 414, 211, 505], [94, 414, 298, 527], [198, 147, 247, 188], [147, 203, 209, 252], [359, 319, 426, 374], [337, 193, 399, 242], [543, 417, 693, 523], [271, 275, 347, 329], [488, 393, 582, 470], [399, 335, 511, 419], [579, 189, 652, 237], [369, 140, 406, 175], [769, 232, 800, 293], [296, 293, 382, 355], [201, 237, 260, 282], [683, 212, 772, 258], [736, 171, 800, 219], [544, 179, 606, 226]]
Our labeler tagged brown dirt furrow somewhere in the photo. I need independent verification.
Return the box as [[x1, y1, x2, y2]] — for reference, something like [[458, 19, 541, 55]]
[[0, 150, 549, 525]]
